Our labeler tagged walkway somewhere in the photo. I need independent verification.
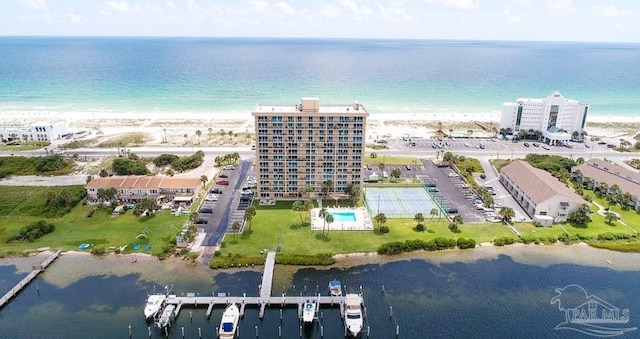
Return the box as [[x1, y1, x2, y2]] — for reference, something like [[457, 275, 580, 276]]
[[0, 250, 62, 310]]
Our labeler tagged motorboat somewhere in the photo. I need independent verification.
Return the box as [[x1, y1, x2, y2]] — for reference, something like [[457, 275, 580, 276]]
[[302, 300, 316, 324], [344, 294, 363, 337], [144, 294, 167, 319], [329, 279, 342, 296], [218, 304, 240, 339], [155, 304, 176, 329]]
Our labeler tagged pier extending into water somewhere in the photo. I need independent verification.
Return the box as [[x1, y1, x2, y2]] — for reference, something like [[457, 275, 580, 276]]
[[164, 251, 353, 320], [0, 250, 62, 310]]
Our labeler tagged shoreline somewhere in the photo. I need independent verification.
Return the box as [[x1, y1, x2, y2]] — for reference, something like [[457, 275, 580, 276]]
[[1, 110, 638, 145]]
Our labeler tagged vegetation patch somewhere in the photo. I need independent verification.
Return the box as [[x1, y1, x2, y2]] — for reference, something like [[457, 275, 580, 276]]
[[0, 155, 73, 177], [97, 133, 151, 148], [8, 221, 55, 242], [0, 185, 86, 217], [111, 154, 149, 175], [491, 159, 513, 173]]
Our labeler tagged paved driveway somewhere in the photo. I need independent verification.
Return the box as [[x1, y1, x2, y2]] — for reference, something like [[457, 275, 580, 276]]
[[477, 157, 531, 222]]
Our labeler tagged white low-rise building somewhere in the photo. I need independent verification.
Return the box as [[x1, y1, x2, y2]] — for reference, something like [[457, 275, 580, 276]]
[[0, 121, 68, 143], [499, 92, 588, 145], [500, 160, 588, 223]]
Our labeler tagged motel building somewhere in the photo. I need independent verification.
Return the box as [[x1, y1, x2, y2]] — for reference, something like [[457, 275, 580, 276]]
[[86, 176, 201, 206], [252, 97, 368, 201], [500, 160, 588, 225], [499, 91, 588, 145]]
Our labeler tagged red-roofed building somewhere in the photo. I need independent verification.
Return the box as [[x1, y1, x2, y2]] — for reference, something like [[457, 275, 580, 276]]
[[86, 176, 201, 204]]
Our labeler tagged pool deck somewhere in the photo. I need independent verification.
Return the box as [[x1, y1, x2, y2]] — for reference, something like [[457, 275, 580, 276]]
[[310, 207, 373, 231]]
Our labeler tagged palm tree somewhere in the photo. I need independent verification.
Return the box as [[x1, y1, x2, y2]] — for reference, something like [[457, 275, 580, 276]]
[[195, 130, 202, 144], [580, 130, 588, 141], [232, 221, 241, 238], [163, 128, 167, 143], [292, 201, 305, 224], [374, 212, 387, 230], [449, 129, 454, 138], [414, 212, 425, 229], [498, 207, 515, 224], [575, 157, 585, 165], [527, 129, 535, 139], [571, 131, 579, 141], [200, 175, 208, 189], [467, 129, 473, 139], [324, 213, 334, 234], [244, 206, 257, 231], [207, 127, 213, 140], [427, 208, 439, 231], [183, 134, 188, 144], [319, 208, 327, 231], [505, 127, 512, 136]]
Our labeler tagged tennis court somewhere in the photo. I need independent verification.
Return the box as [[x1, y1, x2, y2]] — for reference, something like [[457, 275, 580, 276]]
[[364, 187, 441, 218]]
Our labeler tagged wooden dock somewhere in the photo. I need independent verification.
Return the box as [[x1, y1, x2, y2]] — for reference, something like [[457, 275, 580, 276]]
[[0, 250, 62, 310], [163, 251, 350, 320]]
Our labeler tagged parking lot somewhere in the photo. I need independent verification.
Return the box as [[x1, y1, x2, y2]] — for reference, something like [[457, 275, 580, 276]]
[[419, 160, 487, 222], [385, 137, 599, 156], [200, 160, 256, 246]]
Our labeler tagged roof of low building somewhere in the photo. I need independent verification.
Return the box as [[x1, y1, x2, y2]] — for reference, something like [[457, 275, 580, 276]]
[[573, 160, 640, 197], [501, 160, 586, 205], [86, 176, 200, 191]]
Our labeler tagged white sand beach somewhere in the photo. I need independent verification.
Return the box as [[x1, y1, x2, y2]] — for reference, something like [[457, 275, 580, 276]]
[[0, 110, 638, 148]]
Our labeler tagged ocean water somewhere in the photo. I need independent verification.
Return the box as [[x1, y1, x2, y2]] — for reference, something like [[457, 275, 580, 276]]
[[1, 249, 639, 338], [0, 37, 639, 117]]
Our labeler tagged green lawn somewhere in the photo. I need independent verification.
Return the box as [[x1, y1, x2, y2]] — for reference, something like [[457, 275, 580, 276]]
[[364, 155, 421, 165], [222, 201, 518, 256], [0, 186, 186, 255], [0, 205, 186, 255]]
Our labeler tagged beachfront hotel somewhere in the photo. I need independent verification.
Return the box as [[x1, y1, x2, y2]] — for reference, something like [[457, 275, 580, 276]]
[[499, 91, 589, 145], [252, 97, 368, 201], [0, 121, 68, 144]]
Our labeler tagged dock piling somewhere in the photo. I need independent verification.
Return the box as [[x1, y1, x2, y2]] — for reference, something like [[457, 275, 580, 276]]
[[181, 326, 184, 339], [389, 305, 393, 318], [128, 324, 132, 339], [255, 325, 258, 337], [148, 326, 151, 338], [198, 327, 201, 339]]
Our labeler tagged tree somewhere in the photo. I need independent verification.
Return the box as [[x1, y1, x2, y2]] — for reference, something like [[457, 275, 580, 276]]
[[452, 214, 463, 225], [322, 179, 334, 198], [448, 222, 458, 232], [414, 213, 425, 230], [324, 213, 334, 234], [195, 130, 202, 144], [207, 127, 213, 140], [232, 221, 241, 238], [390, 168, 401, 180], [319, 208, 327, 231], [605, 210, 618, 225], [136, 197, 157, 216], [374, 212, 387, 230], [86, 175, 93, 184], [442, 151, 454, 162], [571, 131, 579, 141], [575, 157, 585, 165], [200, 175, 208, 189], [568, 204, 591, 224], [183, 133, 188, 144], [448, 129, 453, 138], [498, 207, 515, 224], [499, 128, 506, 139], [346, 184, 361, 206], [378, 162, 385, 171], [426, 208, 439, 231], [292, 200, 305, 224], [99, 169, 109, 177], [189, 211, 199, 224], [244, 206, 257, 231], [467, 129, 473, 139]]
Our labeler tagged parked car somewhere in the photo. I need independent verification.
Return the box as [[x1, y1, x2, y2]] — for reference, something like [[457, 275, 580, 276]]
[[219, 174, 229, 178], [405, 165, 411, 170], [479, 173, 487, 179], [541, 144, 550, 150], [210, 188, 223, 194], [523, 142, 530, 147], [198, 207, 213, 214], [216, 180, 230, 185], [584, 144, 590, 148], [222, 165, 235, 170], [194, 218, 208, 224], [205, 194, 218, 201], [533, 142, 540, 147], [447, 208, 458, 214]]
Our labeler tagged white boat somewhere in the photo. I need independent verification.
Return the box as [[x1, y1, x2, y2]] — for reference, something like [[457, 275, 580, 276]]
[[329, 279, 342, 296], [144, 294, 167, 319], [344, 294, 363, 337], [155, 304, 176, 329], [302, 300, 316, 323], [218, 304, 240, 339]]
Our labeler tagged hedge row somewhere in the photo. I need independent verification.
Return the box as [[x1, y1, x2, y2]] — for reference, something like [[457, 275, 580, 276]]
[[208, 253, 336, 269], [377, 237, 475, 255]]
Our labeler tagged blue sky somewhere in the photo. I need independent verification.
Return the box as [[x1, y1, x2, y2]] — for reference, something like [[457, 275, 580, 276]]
[[2, 0, 639, 42]]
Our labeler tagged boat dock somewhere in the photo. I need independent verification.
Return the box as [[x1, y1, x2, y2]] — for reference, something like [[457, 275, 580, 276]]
[[0, 250, 62, 310], [163, 251, 351, 320]]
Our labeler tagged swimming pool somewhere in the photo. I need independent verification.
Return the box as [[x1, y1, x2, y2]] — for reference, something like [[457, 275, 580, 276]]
[[329, 211, 357, 222]]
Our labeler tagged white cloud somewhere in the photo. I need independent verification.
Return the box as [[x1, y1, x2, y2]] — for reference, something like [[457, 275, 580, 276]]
[[68, 13, 82, 24], [251, 0, 268, 11], [107, 1, 131, 13], [165, 1, 175, 9], [21, 0, 47, 10], [502, 9, 521, 25], [320, 4, 340, 18], [276, 1, 295, 16], [426, 0, 479, 10], [547, 0, 574, 14], [596, 5, 629, 17]]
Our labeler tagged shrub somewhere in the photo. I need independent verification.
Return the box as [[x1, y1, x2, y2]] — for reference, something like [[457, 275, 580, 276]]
[[379, 226, 390, 233], [9, 221, 55, 242], [416, 224, 425, 232], [90, 247, 107, 256], [494, 237, 515, 246], [456, 237, 476, 249]]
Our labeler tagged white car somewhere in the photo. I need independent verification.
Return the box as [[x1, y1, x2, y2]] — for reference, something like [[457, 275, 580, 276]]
[[205, 194, 218, 202], [542, 144, 550, 150]]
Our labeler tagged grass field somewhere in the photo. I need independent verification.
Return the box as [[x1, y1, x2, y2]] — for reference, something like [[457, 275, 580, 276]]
[[0, 186, 186, 256], [364, 155, 421, 165]]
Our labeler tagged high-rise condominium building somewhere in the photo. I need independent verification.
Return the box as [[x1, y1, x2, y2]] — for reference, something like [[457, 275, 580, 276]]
[[500, 91, 589, 145], [252, 97, 368, 200]]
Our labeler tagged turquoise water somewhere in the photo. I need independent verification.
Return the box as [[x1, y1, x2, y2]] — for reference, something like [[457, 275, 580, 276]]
[[329, 211, 357, 223], [0, 37, 639, 117]]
